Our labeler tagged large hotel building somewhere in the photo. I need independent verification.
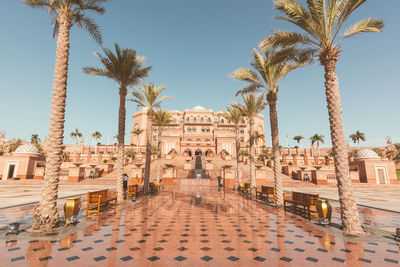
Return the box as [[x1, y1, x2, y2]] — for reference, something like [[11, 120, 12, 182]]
[[130, 105, 266, 157]]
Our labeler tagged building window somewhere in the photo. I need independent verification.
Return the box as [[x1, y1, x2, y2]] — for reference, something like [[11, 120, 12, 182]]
[[240, 129, 244, 135], [193, 127, 197, 133], [186, 117, 189, 122], [201, 127, 205, 132], [206, 128, 210, 133], [200, 117, 204, 122], [208, 118, 211, 123]]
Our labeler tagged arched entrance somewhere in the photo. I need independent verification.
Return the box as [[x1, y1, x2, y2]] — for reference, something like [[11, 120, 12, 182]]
[[205, 150, 214, 157], [194, 150, 202, 156], [184, 149, 192, 157]]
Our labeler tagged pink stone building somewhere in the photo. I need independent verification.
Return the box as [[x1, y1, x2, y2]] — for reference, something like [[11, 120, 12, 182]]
[[130, 105, 266, 157]]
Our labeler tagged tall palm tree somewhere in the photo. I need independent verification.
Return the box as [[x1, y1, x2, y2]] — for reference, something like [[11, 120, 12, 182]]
[[129, 83, 172, 195], [153, 110, 173, 184], [231, 46, 312, 206], [70, 128, 83, 153], [83, 44, 151, 203], [92, 131, 102, 153], [349, 130, 366, 148], [24, 0, 109, 232], [310, 134, 325, 156], [261, 0, 384, 236], [31, 134, 41, 145], [232, 94, 267, 195], [132, 128, 144, 153], [222, 105, 244, 187]]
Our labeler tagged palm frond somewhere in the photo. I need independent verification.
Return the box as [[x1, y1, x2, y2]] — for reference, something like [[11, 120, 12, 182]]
[[341, 18, 384, 40]]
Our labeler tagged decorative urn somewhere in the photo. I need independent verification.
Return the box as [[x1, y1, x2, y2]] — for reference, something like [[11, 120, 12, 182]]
[[316, 199, 332, 225], [64, 197, 82, 224]]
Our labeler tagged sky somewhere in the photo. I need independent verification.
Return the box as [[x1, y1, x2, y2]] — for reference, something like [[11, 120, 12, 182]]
[[0, 0, 399, 148]]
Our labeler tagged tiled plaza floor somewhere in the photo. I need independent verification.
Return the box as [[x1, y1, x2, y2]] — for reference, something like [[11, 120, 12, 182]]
[[1, 186, 400, 266]]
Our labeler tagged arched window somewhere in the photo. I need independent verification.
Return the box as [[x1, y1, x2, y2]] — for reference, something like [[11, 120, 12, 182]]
[[193, 117, 197, 122], [193, 127, 197, 133], [206, 127, 210, 133], [240, 129, 244, 135], [200, 117, 204, 123], [188, 127, 192, 133], [201, 127, 205, 132], [208, 117, 211, 123], [186, 117, 189, 122], [221, 119, 224, 124]]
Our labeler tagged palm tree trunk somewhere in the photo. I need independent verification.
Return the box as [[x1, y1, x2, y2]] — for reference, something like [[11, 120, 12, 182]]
[[321, 51, 364, 236], [235, 127, 240, 188], [116, 87, 127, 203], [269, 99, 283, 207], [156, 126, 162, 183], [249, 119, 256, 195], [143, 109, 153, 195], [32, 15, 72, 232]]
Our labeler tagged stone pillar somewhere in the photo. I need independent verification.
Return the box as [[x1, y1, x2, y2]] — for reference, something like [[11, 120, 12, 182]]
[[292, 154, 298, 165], [303, 154, 308, 166], [68, 167, 85, 183]]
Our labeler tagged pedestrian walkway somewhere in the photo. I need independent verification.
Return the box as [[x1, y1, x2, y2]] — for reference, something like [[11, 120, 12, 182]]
[[1, 186, 399, 266]]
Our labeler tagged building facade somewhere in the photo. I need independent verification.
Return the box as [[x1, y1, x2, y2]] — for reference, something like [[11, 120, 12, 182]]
[[130, 105, 266, 157]]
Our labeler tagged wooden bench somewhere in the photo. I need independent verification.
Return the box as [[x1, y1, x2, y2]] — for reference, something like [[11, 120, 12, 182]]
[[127, 184, 142, 200], [284, 191, 319, 219], [256, 186, 275, 202], [85, 189, 117, 215]]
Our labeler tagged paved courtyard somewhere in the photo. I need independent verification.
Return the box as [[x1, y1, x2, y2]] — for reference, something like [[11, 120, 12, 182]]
[[0, 186, 399, 266]]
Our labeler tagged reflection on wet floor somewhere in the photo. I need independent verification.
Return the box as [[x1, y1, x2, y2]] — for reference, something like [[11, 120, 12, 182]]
[[1, 186, 399, 266]]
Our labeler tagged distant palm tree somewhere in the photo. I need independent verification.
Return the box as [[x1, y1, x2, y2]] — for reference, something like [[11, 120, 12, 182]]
[[262, 0, 384, 236], [223, 105, 244, 186], [253, 131, 265, 153], [8, 138, 23, 153], [310, 134, 325, 156], [92, 131, 102, 153], [349, 130, 366, 148], [31, 134, 41, 145], [132, 128, 144, 153], [231, 46, 312, 206], [153, 110, 173, 184], [70, 128, 83, 153], [232, 94, 267, 195], [387, 143, 400, 162], [293, 135, 303, 146], [84, 44, 151, 203], [24, 0, 109, 233], [129, 83, 172, 195], [258, 146, 271, 163], [125, 148, 136, 161]]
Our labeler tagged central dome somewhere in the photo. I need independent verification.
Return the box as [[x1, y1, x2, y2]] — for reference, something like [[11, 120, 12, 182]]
[[354, 149, 380, 160], [13, 144, 40, 155], [192, 105, 206, 110]]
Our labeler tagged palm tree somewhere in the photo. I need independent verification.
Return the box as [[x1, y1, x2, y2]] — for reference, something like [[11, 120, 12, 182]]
[[83, 44, 151, 203], [253, 131, 265, 154], [222, 105, 244, 187], [132, 128, 144, 153], [386, 143, 400, 162], [125, 148, 136, 161], [293, 135, 303, 155], [24, 0, 109, 232], [153, 110, 173, 184], [70, 128, 83, 153], [92, 131, 102, 153], [309, 134, 325, 157], [349, 130, 366, 148], [31, 134, 41, 145], [262, 0, 384, 236], [232, 94, 267, 195], [258, 146, 271, 163], [231, 46, 312, 206], [8, 138, 23, 153], [129, 83, 172, 195]]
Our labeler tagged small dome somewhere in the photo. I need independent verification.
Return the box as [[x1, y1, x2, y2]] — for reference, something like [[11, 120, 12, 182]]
[[14, 144, 40, 155], [354, 149, 380, 160]]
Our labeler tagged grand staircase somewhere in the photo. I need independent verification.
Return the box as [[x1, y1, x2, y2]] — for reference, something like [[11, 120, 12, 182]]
[[189, 156, 209, 179]]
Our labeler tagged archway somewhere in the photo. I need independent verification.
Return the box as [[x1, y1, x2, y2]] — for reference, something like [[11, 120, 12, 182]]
[[205, 150, 214, 157], [184, 149, 192, 157], [195, 150, 202, 156]]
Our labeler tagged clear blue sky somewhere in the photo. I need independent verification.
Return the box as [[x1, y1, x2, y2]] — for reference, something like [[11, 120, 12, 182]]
[[0, 0, 399, 147]]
